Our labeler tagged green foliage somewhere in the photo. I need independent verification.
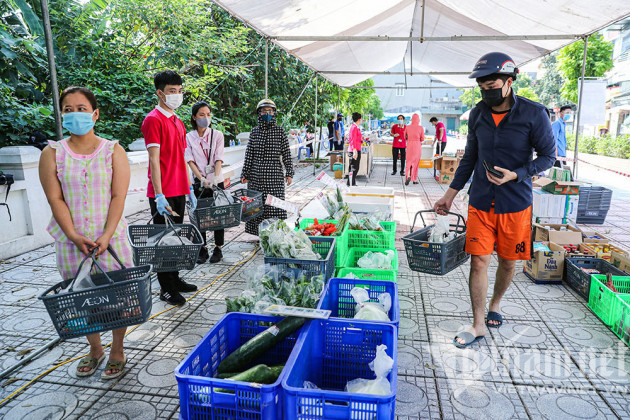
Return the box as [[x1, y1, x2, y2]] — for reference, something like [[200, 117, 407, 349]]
[[534, 54, 565, 108], [0, 0, 382, 148], [458, 123, 468, 136], [557, 34, 614, 103], [458, 87, 480, 109], [568, 135, 630, 159], [515, 87, 539, 102]]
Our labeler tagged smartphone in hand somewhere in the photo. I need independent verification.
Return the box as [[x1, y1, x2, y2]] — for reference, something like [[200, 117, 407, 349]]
[[483, 160, 504, 179]]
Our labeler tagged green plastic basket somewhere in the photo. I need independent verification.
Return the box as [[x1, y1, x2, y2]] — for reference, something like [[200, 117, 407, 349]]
[[344, 221, 396, 250], [336, 267, 397, 282], [341, 248, 399, 274], [298, 218, 348, 268], [588, 274, 630, 326], [611, 294, 630, 346]]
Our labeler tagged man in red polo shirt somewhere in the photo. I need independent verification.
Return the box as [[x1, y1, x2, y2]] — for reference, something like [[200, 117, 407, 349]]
[[390, 114, 406, 176], [141, 70, 198, 306]]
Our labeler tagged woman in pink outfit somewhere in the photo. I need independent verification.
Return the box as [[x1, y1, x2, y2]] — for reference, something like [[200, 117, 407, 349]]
[[404, 113, 425, 185]]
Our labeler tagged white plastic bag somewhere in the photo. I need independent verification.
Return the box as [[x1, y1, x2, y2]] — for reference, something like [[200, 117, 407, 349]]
[[214, 189, 235, 206], [429, 215, 455, 243], [350, 287, 391, 321], [60, 260, 96, 293], [345, 345, 394, 395], [357, 250, 395, 269]]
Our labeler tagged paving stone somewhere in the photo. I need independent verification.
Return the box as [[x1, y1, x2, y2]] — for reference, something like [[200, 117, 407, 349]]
[[78, 390, 179, 419], [423, 295, 472, 316], [0, 281, 50, 308], [1, 337, 85, 377], [430, 342, 512, 383], [395, 375, 441, 419], [122, 319, 181, 352], [396, 273, 421, 295], [436, 378, 528, 419], [397, 340, 437, 378], [112, 348, 184, 398], [184, 299, 227, 325], [420, 275, 470, 296], [398, 311, 429, 342], [22, 252, 58, 268], [486, 298, 542, 323], [489, 320, 560, 350], [599, 391, 630, 418], [573, 346, 630, 392], [499, 346, 592, 389], [0, 265, 62, 285], [546, 320, 621, 354], [0, 381, 106, 420], [517, 282, 579, 301], [426, 315, 479, 346], [0, 307, 58, 340], [528, 299, 597, 325], [516, 385, 619, 419]]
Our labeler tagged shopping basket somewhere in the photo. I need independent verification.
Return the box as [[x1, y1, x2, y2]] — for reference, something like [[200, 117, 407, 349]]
[[231, 188, 264, 222], [39, 247, 152, 339], [401, 210, 469, 275], [190, 187, 243, 232], [127, 213, 203, 272]]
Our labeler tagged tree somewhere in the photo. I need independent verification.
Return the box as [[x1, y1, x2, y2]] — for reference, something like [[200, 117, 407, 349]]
[[515, 87, 539, 102], [365, 94, 384, 119], [458, 87, 480, 109], [557, 34, 613, 103], [534, 54, 564, 107]]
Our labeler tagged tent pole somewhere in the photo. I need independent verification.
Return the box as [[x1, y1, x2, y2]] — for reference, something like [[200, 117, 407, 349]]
[[420, 0, 426, 42], [281, 74, 315, 127], [264, 39, 269, 98], [572, 35, 589, 179], [314, 75, 318, 175], [41, 0, 62, 140]]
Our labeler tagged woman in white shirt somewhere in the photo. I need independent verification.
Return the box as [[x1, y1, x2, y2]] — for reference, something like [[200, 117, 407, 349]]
[[184, 102, 225, 263]]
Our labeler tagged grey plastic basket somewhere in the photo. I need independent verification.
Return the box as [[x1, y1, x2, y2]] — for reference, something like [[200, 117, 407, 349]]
[[127, 215, 203, 272], [577, 186, 612, 225], [190, 188, 243, 232], [402, 210, 469, 275], [231, 188, 264, 222], [39, 247, 153, 339]]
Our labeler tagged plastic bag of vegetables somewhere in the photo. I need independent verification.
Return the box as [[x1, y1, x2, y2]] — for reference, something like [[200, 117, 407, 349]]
[[357, 250, 395, 269], [345, 344, 394, 395], [350, 287, 391, 321], [259, 219, 320, 260]]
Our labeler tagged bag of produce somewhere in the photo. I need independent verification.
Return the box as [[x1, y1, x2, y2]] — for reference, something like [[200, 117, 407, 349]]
[[357, 250, 395, 270], [345, 344, 394, 395], [259, 219, 320, 260], [213, 189, 236, 206], [429, 215, 455, 243], [350, 287, 391, 321]]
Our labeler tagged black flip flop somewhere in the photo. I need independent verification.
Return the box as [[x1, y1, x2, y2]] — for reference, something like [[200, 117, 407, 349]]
[[453, 332, 485, 349], [486, 311, 503, 328]]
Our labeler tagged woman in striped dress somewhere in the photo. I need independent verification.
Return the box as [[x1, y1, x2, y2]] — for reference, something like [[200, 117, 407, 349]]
[[241, 99, 294, 236], [39, 86, 133, 380]]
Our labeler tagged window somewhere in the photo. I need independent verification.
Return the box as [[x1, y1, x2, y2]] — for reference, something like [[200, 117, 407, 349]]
[[395, 83, 405, 97]]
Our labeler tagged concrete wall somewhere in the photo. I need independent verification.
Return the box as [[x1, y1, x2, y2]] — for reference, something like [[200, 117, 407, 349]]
[[0, 145, 247, 260]]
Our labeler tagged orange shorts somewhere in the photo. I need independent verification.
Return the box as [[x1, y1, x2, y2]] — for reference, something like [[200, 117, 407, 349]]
[[465, 205, 532, 260]]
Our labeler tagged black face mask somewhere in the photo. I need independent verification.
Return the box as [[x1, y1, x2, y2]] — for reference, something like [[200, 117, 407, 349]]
[[481, 83, 508, 107]]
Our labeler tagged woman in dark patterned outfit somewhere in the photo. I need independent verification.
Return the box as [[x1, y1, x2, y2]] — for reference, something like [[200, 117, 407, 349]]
[[241, 99, 294, 236]]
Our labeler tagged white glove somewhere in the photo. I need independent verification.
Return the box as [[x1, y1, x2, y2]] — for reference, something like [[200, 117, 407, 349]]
[[201, 176, 213, 188]]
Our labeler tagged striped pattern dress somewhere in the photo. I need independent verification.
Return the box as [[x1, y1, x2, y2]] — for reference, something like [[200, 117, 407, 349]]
[[46, 138, 134, 280]]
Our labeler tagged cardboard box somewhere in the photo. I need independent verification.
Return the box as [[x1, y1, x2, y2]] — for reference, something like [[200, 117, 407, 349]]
[[439, 172, 455, 184], [611, 251, 630, 273], [581, 231, 609, 244], [440, 157, 459, 174], [580, 243, 629, 261], [548, 167, 572, 182], [525, 242, 565, 283], [533, 223, 582, 244], [334, 169, 343, 179], [565, 194, 579, 224], [534, 177, 580, 195], [533, 189, 567, 219], [329, 153, 342, 171], [534, 217, 564, 225]]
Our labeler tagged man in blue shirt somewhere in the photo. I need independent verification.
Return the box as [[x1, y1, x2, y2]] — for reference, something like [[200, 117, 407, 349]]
[[333, 113, 345, 151], [434, 52, 555, 349], [552, 105, 572, 167]]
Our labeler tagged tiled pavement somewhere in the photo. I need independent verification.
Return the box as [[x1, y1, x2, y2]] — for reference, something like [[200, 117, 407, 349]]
[[1, 157, 630, 419]]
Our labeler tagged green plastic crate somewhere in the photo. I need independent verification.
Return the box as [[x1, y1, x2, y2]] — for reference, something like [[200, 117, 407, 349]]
[[344, 221, 397, 250], [336, 267, 397, 282], [298, 218, 348, 268], [341, 248, 399, 273], [588, 274, 630, 326], [611, 294, 630, 346]]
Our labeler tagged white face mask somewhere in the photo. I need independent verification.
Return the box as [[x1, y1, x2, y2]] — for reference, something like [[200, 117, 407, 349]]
[[162, 92, 183, 110]]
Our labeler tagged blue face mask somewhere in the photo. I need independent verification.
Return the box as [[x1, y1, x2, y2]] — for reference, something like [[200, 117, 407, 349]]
[[62, 111, 95, 135], [261, 114, 273, 122], [563, 114, 571, 121]]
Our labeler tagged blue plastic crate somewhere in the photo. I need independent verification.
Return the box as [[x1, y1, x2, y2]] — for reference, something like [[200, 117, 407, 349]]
[[282, 319, 397, 420], [174, 313, 305, 420], [317, 278, 399, 326], [264, 237, 336, 281]]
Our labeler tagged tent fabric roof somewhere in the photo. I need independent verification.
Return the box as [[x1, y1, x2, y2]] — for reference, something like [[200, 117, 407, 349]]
[[214, 0, 630, 87]]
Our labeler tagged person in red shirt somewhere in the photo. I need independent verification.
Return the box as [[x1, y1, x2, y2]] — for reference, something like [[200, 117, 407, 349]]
[[141, 70, 198, 306], [430, 117, 447, 155], [390, 114, 406, 175]]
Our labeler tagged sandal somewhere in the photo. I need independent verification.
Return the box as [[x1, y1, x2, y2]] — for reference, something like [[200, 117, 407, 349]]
[[453, 332, 485, 349], [101, 357, 127, 380], [486, 311, 503, 328], [76, 354, 105, 377]]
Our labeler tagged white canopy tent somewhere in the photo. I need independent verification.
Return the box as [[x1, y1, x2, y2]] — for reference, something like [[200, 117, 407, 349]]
[[213, 0, 630, 88]]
